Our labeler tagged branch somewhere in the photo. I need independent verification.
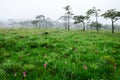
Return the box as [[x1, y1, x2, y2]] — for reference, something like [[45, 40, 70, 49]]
[[113, 18, 120, 23]]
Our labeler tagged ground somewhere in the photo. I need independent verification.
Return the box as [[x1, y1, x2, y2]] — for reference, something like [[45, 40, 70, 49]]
[[0, 28, 120, 80]]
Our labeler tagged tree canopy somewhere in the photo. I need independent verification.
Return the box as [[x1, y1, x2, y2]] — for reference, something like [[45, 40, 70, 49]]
[[102, 9, 120, 22], [74, 15, 89, 31], [102, 9, 120, 33], [63, 5, 73, 31], [86, 7, 101, 32]]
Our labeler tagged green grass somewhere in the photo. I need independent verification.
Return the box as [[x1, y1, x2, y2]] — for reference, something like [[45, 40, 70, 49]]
[[0, 28, 120, 80]]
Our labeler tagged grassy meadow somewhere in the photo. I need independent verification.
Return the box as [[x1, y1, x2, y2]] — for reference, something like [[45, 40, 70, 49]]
[[0, 28, 120, 80]]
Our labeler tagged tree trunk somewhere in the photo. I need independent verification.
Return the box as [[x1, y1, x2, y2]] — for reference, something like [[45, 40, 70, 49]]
[[83, 21, 85, 31], [38, 22, 40, 28], [67, 12, 70, 31], [68, 15, 70, 31], [95, 13, 99, 32], [45, 22, 47, 28], [64, 22, 67, 30], [111, 19, 114, 33], [36, 24, 37, 28]]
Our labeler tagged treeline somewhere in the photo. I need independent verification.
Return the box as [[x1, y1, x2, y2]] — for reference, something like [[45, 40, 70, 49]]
[[62, 5, 120, 33], [0, 5, 120, 33]]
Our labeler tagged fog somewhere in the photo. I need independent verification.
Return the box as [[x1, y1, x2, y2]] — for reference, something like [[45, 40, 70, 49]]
[[0, 0, 120, 24]]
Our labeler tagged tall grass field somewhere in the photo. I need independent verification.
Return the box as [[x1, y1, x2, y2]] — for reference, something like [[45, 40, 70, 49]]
[[0, 28, 120, 80]]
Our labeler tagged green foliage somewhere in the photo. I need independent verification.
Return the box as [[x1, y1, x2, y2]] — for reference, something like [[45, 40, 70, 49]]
[[63, 5, 73, 31], [90, 22, 102, 29], [35, 15, 45, 20], [64, 5, 73, 15], [74, 15, 89, 31], [102, 9, 120, 20], [86, 7, 101, 32], [102, 9, 120, 33], [74, 15, 88, 23], [31, 20, 38, 25], [86, 7, 100, 16], [0, 28, 120, 80]]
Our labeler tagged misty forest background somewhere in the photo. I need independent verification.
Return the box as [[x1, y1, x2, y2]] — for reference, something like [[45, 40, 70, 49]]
[[0, 6, 120, 33]]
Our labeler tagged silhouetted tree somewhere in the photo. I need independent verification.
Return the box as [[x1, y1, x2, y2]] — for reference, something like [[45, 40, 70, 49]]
[[86, 7, 101, 32], [8, 19, 14, 28], [19, 21, 31, 28], [58, 15, 68, 30], [36, 15, 45, 28], [102, 9, 120, 33], [74, 15, 89, 31], [31, 20, 39, 28], [63, 5, 73, 31], [45, 18, 51, 28], [89, 22, 102, 30]]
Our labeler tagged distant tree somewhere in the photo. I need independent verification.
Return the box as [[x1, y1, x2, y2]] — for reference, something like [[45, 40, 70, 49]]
[[8, 19, 14, 28], [74, 15, 89, 31], [35, 15, 45, 28], [85, 16, 91, 30], [89, 22, 102, 30], [12, 22, 18, 27], [45, 18, 51, 28], [102, 9, 120, 33], [86, 7, 101, 32], [31, 20, 39, 28], [0, 22, 3, 27], [19, 21, 31, 28], [63, 5, 73, 31], [19, 21, 26, 28], [102, 24, 111, 30], [58, 15, 68, 30]]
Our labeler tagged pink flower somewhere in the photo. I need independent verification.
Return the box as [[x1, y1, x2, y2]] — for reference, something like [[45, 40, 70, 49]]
[[44, 64, 47, 68], [23, 71, 27, 77], [83, 65, 87, 70]]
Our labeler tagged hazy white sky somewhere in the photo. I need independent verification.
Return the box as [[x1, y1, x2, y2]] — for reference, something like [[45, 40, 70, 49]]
[[0, 0, 120, 23]]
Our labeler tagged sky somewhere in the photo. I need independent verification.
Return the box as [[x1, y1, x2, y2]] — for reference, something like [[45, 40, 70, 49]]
[[0, 0, 120, 24]]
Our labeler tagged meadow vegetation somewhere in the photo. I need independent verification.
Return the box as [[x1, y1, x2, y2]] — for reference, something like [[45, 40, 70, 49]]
[[0, 28, 120, 80]]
